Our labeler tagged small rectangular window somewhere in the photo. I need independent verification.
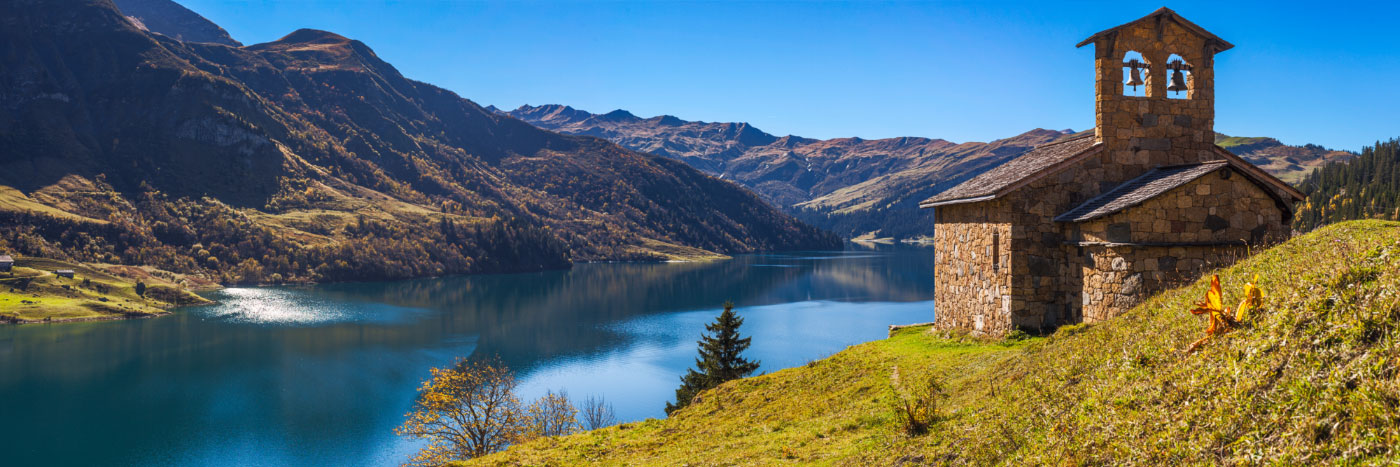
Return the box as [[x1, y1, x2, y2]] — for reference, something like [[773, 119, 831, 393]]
[[992, 230, 1000, 271]]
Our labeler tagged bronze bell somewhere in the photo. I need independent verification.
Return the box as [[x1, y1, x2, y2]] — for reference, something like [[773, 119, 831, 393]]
[[1124, 65, 1145, 90], [1168, 68, 1188, 94]]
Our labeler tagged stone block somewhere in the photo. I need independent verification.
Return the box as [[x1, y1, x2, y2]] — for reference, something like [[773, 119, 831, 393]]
[[1107, 223, 1132, 243], [1136, 138, 1171, 151]]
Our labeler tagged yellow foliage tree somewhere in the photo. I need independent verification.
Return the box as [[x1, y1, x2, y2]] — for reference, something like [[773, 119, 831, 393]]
[[395, 358, 527, 465]]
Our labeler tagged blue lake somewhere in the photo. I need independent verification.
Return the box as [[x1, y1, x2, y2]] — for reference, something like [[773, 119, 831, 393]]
[[0, 246, 934, 466]]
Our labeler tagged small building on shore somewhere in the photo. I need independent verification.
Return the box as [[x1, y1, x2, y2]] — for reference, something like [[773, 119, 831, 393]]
[[0, 255, 12, 272], [55, 269, 75, 279], [920, 8, 1303, 336]]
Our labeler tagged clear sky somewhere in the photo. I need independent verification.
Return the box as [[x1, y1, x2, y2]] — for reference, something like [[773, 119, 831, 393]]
[[179, 0, 1399, 151]]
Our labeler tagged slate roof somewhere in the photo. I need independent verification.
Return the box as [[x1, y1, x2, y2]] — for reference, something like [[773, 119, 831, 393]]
[[1075, 7, 1234, 52], [920, 135, 1099, 207], [1054, 161, 1229, 223]]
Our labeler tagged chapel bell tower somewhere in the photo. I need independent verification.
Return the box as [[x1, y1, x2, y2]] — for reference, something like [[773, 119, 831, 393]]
[[1078, 7, 1233, 168]]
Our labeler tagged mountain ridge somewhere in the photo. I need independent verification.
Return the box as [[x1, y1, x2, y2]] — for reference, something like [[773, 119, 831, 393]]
[[508, 104, 1354, 239], [113, 0, 241, 46], [509, 104, 1077, 238], [0, 0, 837, 285]]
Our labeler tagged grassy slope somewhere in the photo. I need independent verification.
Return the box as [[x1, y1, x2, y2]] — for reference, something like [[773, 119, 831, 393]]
[[469, 220, 1400, 465], [0, 257, 210, 322]]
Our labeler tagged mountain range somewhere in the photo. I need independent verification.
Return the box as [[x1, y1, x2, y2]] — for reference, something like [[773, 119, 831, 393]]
[[506, 106, 1354, 240], [0, 0, 836, 284]]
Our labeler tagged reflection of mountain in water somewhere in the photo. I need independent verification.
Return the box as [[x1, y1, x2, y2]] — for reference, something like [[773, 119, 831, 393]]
[[296, 245, 935, 372], [0, 246, 934, 466], [0, 247, 935, 384]]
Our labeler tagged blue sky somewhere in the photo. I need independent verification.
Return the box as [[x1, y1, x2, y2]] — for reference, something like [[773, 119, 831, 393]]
[[180, 1, 1399, 151]]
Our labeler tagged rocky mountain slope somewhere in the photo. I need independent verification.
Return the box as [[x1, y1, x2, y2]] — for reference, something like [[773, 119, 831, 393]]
[[113, 0, 241, 46], [509, 106, 1353, 240], [508, 104, 1078, 239], [0, 0, 836, 284]]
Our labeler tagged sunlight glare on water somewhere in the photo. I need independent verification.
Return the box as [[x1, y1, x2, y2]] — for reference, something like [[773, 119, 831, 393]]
[[206, 287, 425, 325], [0, 245, 936, 466]]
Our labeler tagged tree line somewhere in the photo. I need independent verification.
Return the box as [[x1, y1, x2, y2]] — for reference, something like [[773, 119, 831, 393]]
[[1295, 138, 1400, 231], [0, 186, 570, 285]]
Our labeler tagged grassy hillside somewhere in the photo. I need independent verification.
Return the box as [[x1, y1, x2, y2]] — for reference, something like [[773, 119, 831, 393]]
[[1216, 133, 1355, 184], [469, 220, 1400, 465], [0, 257, 211, 323]]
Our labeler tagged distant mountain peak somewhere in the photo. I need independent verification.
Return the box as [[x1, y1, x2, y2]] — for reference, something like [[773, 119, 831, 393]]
[[113, 0, 241, 46], [599, 109, 639, 121], [512, 104, 592, 124], [268, 28, 353, 46], [652, 115, 685, 126]]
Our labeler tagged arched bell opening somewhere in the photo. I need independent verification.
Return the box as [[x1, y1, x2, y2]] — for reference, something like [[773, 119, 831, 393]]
[[1166, 54, 1192, 100], [1121, 51, 1149, 97]]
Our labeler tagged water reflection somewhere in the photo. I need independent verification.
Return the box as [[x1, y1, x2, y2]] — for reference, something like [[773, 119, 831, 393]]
[[0, 245, 934, 466]]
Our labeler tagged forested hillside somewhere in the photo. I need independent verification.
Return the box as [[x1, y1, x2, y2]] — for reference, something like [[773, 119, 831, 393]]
[[1294, 138, 1400, 231], [0, 0, 837, 285]]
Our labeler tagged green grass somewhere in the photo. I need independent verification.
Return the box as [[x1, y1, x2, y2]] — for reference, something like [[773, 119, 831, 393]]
[[1215, 135, 1274, 149], [466, 219, 1400, 465], [0, 184, 109, 224], [0, 257, 209, 323]]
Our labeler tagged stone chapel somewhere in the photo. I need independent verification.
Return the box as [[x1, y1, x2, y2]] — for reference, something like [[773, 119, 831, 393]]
[[919, 8, 1304, 336]]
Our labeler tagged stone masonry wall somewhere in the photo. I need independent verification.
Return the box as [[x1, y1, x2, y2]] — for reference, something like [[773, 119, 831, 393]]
[[1002, 148, 1125, 331], [1073, 168, 1291, 322], [932, 201, 1013, 336], [1078, 168, 1288, 245], [1077, 244, 1244, 323], [1093, 16, 1220, 169]]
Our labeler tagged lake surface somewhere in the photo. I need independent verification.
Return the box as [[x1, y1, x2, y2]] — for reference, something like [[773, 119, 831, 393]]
[[0, 246, 934, 466]]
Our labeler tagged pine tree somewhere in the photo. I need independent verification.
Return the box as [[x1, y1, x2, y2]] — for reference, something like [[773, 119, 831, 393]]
[[665, 301, 761, 415]]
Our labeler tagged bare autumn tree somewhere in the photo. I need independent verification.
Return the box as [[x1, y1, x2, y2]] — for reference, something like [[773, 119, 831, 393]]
[[580, 395, 617, 430], [395, 358, 527, 465], [523, 389, 579, 439]]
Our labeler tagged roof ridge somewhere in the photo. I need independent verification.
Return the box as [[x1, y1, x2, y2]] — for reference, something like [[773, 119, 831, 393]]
[[1036, 133, 1095, 148], [1054, 162, 1229, 223], [1052, 167, 1173, 222], [1076, 8, 1234, 52], [1154, 160, 1229, 170], [920, 136, 1100, 208]]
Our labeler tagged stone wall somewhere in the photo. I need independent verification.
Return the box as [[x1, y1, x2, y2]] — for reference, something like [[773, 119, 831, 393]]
[[1093, 15, 1220, 166], [1072, 167, 1290, 322], [1077, 244, 1244, 323], [932, 201, 1013, 336], [1077, 167, 1289, 245], [1001, 147, 1118, 331]]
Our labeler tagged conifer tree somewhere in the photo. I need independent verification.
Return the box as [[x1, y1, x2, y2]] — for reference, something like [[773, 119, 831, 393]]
[[666, 301, 760, 415]]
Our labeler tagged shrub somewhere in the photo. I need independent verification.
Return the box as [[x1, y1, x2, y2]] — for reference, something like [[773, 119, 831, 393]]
[[523, 389, 579, 439], [890, 366, 946, 436], [581, 395, 618, 430]]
